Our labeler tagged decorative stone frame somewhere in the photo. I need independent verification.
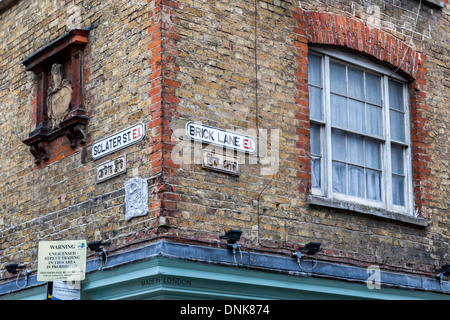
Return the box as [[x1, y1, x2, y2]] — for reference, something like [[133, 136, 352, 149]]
[[22, 28, 90, 164]]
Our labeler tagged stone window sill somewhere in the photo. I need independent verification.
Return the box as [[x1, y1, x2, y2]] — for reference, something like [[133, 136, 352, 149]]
[[307, 195, 428, 227]]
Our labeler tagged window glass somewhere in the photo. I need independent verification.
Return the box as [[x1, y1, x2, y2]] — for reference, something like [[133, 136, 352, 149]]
[[348, 99, 365, 133], [366, 104, 382, 136], [348, 67, 364, 101], [308, 54, 322, 87], [366, 73, 382, 106], [309, 50, 411, 213], [331, 94, 347, 128], [309, 86, 323, 120], [310, 123, 321, 189], [308, 53, 323, 121], [332, 129, 346, 162], [390, 110, 405, 142], [330, 61, 346, 95], [365, 139, 381, 170], [389, 80, 404, 111]]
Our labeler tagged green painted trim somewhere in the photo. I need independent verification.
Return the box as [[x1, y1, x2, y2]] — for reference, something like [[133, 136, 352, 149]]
[[80, 257, 448, 300], [1, 241, 448, 300], [0, 284, 47, 300]]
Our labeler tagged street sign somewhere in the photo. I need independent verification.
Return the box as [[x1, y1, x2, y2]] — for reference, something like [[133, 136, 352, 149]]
[[186, 121, 256, 154], [37, 240, 87, 282], [92, 122, 145, 160], [202, 151, 239, 176], [96, 154, 127, 183]]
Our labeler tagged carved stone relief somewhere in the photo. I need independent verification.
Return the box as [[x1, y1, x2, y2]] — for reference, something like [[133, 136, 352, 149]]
[[47, 63, 72, 129], [21, 28, 90, 165], [124, 177, 149, 221]]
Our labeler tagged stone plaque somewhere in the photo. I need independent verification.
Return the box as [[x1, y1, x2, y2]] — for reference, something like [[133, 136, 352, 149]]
[[47, 63, 72, 129], [96, 154, 127, 183], [124, 177, 148, 221]]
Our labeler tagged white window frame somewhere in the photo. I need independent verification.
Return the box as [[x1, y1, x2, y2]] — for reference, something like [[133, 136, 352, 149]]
[[309, 47, 414, 216]]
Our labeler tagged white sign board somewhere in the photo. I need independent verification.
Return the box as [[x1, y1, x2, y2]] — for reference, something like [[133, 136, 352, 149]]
[[97, 154, 127, 183], [202, 151, 239, 175], [52, 280, 81, 300], [186, 121, 256, 154], [37, 240, 87, 282], [92, 122, 145, 160]]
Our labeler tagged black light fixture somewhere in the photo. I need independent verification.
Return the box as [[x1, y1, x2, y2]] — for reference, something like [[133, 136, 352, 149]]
[[88, 240, 111, 269], [439, 264, 450, 277], [293, 242, 321, 271], [299, 242, 322, 256], [5, 264, 26, 275], [437, 263, 450, 291], [5, 263, 29, 289], [219, 229, 243, 264], [87, 240, 111, 253], [219, 229, 242, 246]]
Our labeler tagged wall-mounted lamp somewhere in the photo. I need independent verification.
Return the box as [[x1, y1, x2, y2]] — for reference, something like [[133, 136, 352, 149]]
[[219, 229, 243, 264], [5, 264, 29, 289], [5, 264, 26, 275], [300, 242, 322, 256], [220, 229, 242, 246], [437, 263, 450, 292], [439, 264, 450, 277], [88, 240, 111, 269], [293, 242, 321, 271]]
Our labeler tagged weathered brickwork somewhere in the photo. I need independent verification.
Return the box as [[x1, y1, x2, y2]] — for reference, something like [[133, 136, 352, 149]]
[[0, 0, 448, 288], [297, 10, 431, 220], [0, 0, 156, 277], [157, 0, 449, 275]]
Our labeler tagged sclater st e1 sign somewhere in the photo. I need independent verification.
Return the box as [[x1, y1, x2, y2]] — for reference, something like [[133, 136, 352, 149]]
[[186, 121, 256, 154], [92, 122, 145, 160]]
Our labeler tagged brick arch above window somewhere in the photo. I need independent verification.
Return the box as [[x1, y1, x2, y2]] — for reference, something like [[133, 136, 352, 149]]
[[301, 11, 425, 80], [294, 10, 431, 220]]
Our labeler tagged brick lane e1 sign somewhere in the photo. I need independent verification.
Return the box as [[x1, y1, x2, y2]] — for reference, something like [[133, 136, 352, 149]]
[[185, 121, 256, 154]]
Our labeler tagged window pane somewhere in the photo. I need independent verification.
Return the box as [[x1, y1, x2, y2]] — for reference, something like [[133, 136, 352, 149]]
[[348, 67, 364, 100], [366, 73, 381, 106], [332, 129, 346, 162], [365, 138, 381, 170], [309, 86, 323, 120], [308, 54, 322, 87], [391, 144, 404, 175], [366, 104, 382, 136], [348, 165, 364, 197], [348, 99, 364, 133], [332, 161, 346, 194], [347, 133, 363, 166], [366, 169, 381, 201], [330, 61, 346, 95], [311, 157, 321, 188], [392, 174, 405, 206], [390, 110, 405, 142], [389, 80, 404, 111], [331, 94, 347, 128], [310, 123, 321, 156]]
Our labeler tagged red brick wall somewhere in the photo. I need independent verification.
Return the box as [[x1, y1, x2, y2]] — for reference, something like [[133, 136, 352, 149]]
[[147, 0, 182, 231], [294, 9, 431, 218]]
